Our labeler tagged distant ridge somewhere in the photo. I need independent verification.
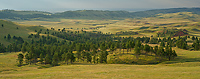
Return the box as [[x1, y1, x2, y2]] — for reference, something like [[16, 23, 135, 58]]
[[130, 8, 200, 17], [0, 8, 200, 20]]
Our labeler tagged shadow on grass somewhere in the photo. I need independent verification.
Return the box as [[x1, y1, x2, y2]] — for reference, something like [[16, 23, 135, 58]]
[[71, 62, 97, 65], [161, 56, 200, 65]]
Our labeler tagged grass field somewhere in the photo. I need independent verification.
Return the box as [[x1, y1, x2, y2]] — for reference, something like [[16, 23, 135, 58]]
[[0, 47, 200, 79]]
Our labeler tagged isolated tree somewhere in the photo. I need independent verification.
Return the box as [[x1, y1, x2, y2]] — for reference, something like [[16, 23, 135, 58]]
[[17, 53, 24, 66], [2, 24, 3, 27]]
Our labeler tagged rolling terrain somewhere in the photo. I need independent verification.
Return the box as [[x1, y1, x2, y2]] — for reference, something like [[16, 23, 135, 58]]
[[1, 8, 200, 79]]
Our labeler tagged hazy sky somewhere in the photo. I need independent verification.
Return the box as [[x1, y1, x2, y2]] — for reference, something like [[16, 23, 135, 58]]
[[1, 0, 200, 12]]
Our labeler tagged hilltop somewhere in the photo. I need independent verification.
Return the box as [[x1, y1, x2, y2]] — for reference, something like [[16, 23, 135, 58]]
[[1, 8, 200, 20]]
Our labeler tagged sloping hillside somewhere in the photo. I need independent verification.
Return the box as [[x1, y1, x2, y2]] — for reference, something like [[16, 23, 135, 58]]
[[0, 20, 46, 45]]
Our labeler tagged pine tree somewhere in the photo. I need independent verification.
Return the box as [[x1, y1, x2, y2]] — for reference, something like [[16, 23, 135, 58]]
[[7, 34, 11, 40], [76, 44, 82, 61], [86, 52, 92, 63], [130, 41, 135, 52], [25, 53, 30, 64], [144, 44, 150, 56], [167, 47, 173, 61], [39, 53, 44, 64], [126, 41, 131, 53], [135, 40, 141, 47], [156, 47, 164, 58], [109, 44, 115, 54], [160, 41, 165, 47], [192, 36, 195, 41], [92, 55, 96, 64], [134, 46, 140, 59], [17, 53, 24, 66], [122, 43, 126, 54], [52, 53, 59, 66], [21, 44, 26, 53], [44, 54, 51, 64], [99, 51, 108, 63], [12, 43, 18, 52], [69, 51, 75, 64], [172, 50, 177, 59], [7, 44, 13, 53], [100, 42, 106, 51]]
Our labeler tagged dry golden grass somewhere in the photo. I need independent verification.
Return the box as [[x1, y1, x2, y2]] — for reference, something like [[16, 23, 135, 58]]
[[1, 47, 200, 79]]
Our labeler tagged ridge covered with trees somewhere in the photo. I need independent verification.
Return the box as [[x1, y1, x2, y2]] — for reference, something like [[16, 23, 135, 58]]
[[1, 8, 200, 20], [4, 25, 200, 66]]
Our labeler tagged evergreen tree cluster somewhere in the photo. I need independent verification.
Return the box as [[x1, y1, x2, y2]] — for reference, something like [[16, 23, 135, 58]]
[[176, 36, 188, 50], [2, 28, 193, 66], [192, 37, 200, 50]]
